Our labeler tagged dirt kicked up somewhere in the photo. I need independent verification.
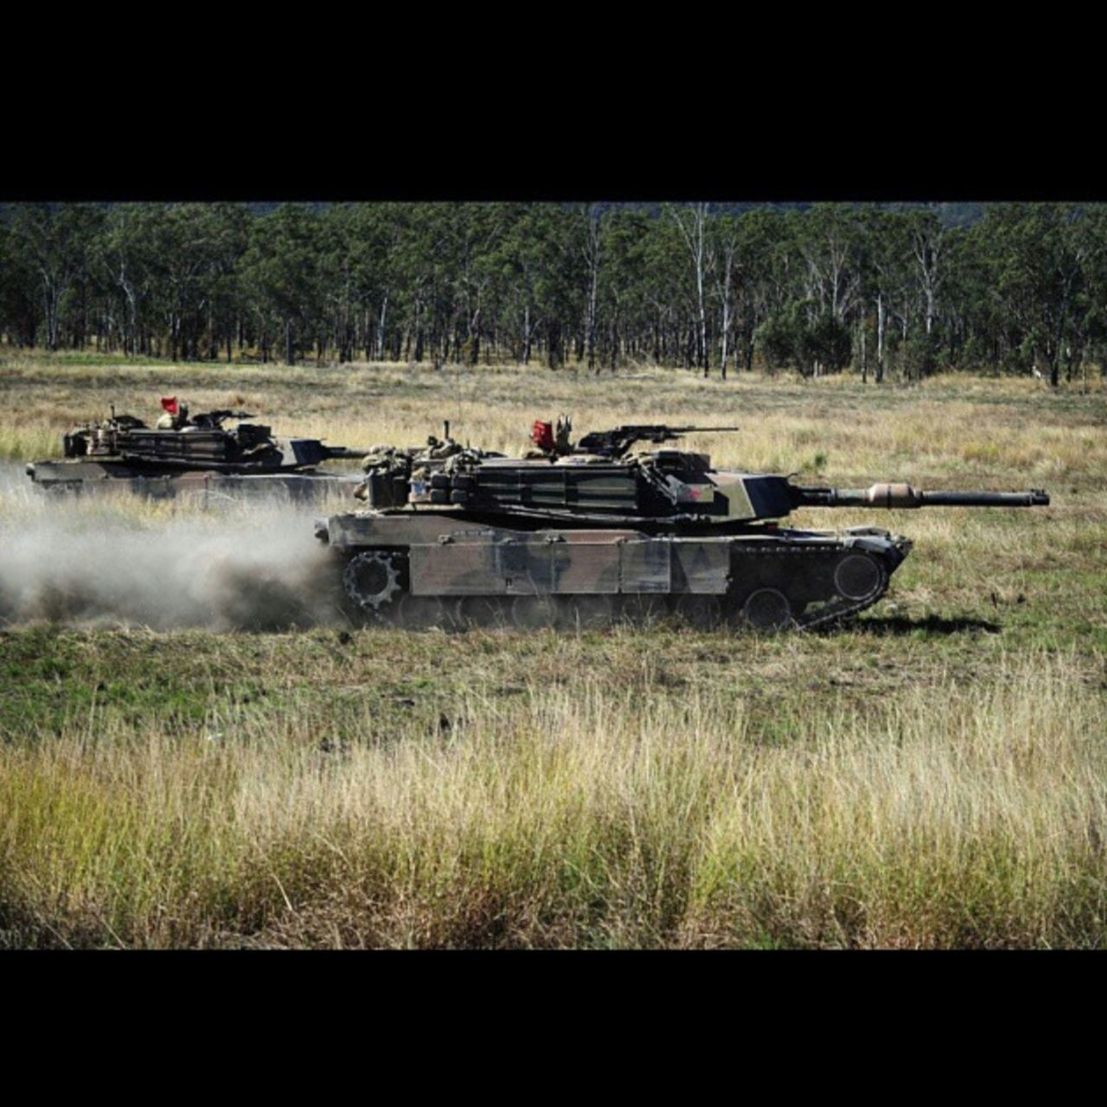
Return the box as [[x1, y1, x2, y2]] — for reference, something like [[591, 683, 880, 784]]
[[0, 469, 346, 631]]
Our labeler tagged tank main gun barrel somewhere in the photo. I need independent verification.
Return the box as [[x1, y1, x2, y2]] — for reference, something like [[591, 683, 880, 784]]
[[793, 482, 1050, 509], [320, 446, 373, 460]]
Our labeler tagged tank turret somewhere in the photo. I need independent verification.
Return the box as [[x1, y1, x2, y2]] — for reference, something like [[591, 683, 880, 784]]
[[317, 422, 1051, 631], [350, 442, 1048, 527]]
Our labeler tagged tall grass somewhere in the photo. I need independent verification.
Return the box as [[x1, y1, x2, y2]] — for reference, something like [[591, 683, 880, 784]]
[[2, 654, 1104, 948]]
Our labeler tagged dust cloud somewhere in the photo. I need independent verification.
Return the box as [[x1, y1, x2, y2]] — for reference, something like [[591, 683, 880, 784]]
[[0, 466, 348, 631]]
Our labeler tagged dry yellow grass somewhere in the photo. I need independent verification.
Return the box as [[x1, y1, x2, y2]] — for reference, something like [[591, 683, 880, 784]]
[[1, 655, 1104, 948], [3, 356, 1105, 487]]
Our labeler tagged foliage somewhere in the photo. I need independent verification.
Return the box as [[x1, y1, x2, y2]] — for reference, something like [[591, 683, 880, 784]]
[[2, 202, 1107, 383]]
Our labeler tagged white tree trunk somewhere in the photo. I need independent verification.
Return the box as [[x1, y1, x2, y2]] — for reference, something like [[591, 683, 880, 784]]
[[876, 293, 885, 384], [376, 293, 389, 361]]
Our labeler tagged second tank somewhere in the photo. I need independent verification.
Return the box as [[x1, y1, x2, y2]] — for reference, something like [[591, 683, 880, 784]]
[[26, 398, 367, 500]]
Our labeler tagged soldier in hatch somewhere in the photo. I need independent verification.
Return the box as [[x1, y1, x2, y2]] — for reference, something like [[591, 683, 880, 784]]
[[524, 415, 574, 459], [424, 434, 462, 461], [155, 399, 190, 430]]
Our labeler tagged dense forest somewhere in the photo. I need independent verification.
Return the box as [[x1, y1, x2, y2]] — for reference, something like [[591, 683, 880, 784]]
[[1, 202, 1104, 386]]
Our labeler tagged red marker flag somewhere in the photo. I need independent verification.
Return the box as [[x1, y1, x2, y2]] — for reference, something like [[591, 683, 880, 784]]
[[531, 420, 554, 452], [160, 397, 179, 415]]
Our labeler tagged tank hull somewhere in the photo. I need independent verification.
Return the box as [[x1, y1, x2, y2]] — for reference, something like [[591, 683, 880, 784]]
[[322, 509, 911, 630], [27, 460, 361, 503]]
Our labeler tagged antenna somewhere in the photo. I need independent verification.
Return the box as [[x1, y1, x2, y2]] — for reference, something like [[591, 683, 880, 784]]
[[455, 359, 462, 438]]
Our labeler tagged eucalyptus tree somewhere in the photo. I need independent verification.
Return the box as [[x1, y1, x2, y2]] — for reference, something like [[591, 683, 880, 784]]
[[334, 202, 408, 362], [351, 202, 429, 366], [595, 207, 653, 369], [0, 210, 39, 347], [638, 213, 686, 366], [525, 206, 587, 369], [907, 206, 947, 339], [857, 206, 914, 382], [9, 203, 105, 351], [753, 210, 812, 373], [708, 212, 739, 378], [889, 205, 950, 380], [489, 207, 588, 371], [940, 216, 1002, 371], [240, 204, 324, 365], [396, 201, 469, 365], [733, 209, 787, 372], [707, 209, 783, 378], [984, 202, 1090, 385], [485, 203, 533, 363], [204, 204, 250, 361], [799, 203, 863, 325], [755, 206, 860, 377], [579, 203, 604, 370], [489, 203, 586, 366], [453, 203, 509, 366], [318, 205, 359, 363], [99, 203, 158, 355], [172, 204, 248, 359], [1072, 204, 1107, 384], [156, 204, 235, 360], [667, 202, 710, 375]]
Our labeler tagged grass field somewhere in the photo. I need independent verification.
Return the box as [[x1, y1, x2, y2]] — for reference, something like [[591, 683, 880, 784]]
[[1, 351, 1105, 947]]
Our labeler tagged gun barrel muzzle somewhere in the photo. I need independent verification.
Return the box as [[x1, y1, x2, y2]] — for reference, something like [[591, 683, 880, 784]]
[[918, 488, 1050, 507]]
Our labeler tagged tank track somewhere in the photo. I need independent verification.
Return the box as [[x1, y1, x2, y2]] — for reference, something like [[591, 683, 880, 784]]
[[728, 541, 893, 630], [340, 539, 896, 631]]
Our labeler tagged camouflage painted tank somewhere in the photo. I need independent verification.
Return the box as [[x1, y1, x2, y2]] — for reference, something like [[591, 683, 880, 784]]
[[26, 400, 367, 500], [316, 421, 1050, 630]]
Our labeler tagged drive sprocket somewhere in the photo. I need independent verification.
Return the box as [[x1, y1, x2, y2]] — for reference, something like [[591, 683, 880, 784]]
[[343, 550, 403, 615]]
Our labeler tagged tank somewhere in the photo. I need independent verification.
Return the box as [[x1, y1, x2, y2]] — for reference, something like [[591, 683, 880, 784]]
[[315, 422, 1051, 630], [25, 401, 368, 500]]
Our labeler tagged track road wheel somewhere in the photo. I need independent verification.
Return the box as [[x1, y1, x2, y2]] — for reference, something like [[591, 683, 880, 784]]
[[343, 550, 404, 619], [454, 595, 509, 629], [395, 594, 448, 630], [511, 594, 559, 629], [559, 594, 614, 631], [620, 594, 668, 626], [741, 587, 795, 631], [672, 594, 723, 630], [833, 552, 884, 602]]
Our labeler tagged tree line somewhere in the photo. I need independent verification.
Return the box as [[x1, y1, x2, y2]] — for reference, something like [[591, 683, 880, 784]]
[[1, 201, 1104, 387]]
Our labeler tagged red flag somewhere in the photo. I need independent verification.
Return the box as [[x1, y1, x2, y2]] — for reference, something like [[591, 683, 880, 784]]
[[531, 420, 554, 451], [160, 397, 178, 415]]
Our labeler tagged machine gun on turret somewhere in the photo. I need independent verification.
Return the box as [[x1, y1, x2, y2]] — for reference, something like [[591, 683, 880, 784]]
[[574, 424, 740, 459], [188, 409, 257, 429]]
